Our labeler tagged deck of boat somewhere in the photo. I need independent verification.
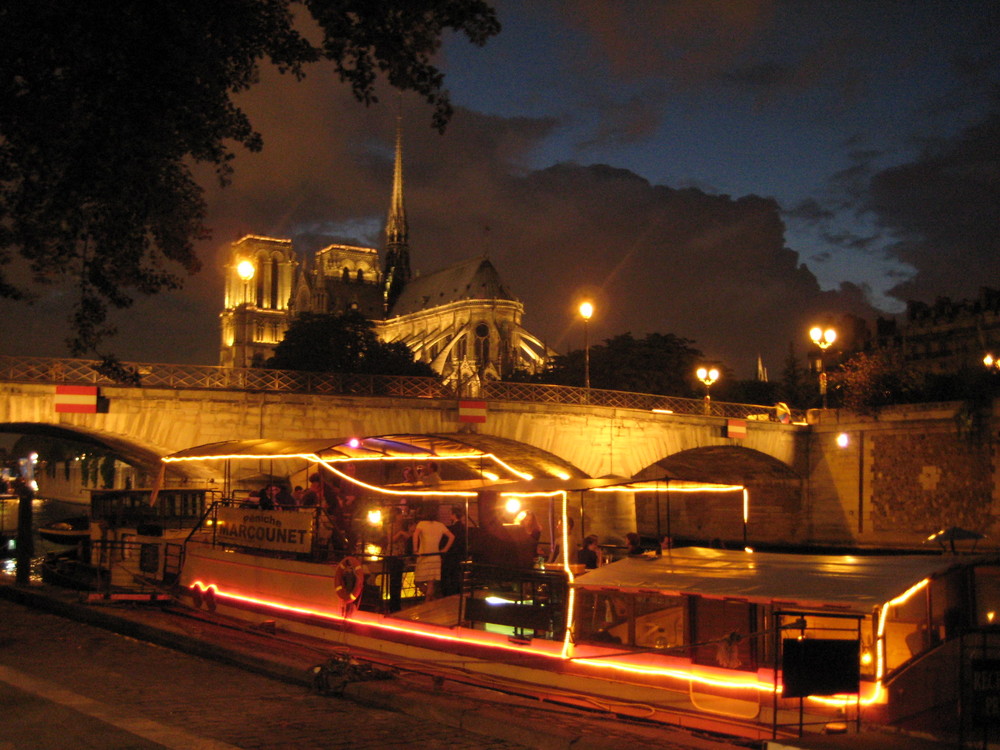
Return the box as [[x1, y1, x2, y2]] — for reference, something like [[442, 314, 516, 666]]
[[388, 594, 461, 627]]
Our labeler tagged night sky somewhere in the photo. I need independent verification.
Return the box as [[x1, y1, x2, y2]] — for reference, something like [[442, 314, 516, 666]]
[[1, 1, 997, 379]]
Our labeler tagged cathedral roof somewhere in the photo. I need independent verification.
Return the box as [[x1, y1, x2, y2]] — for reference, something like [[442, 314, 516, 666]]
[[389, 256, 519, 316]]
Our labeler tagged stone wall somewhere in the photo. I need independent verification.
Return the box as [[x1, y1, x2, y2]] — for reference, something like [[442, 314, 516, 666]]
[[806, 402, 1000, 549]]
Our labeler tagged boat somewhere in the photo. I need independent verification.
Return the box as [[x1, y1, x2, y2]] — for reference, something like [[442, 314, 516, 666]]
[[38, 514, 90, 545], [39, 486, 220, 593], [91, 437, 1000, 741]]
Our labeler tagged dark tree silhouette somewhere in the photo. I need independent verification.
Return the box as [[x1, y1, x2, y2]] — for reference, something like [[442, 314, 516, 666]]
[[267, 311, 435, 377], [521, 332, 704, 398], [0, 1, 499, 363]]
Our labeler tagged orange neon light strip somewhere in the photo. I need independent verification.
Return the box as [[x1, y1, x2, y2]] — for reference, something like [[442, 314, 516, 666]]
[[807, 577, 928, 708], [497, 489, 576, 655], [591, 484, 745, 493], [319, 463, 478, 498], [187, 578, 879, 701], [188, 581, 564, 658], [162, 451, 535, 492]]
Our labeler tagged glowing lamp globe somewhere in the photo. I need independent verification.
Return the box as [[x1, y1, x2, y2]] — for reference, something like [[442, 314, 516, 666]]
[[236, 260, 256, 281]]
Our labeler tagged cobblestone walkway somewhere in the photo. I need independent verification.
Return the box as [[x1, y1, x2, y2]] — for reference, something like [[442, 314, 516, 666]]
[[0, 598, 528, 749]]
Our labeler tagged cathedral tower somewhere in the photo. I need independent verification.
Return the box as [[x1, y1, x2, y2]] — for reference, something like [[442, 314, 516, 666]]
[[381, 117, 411, 314], [219, 235, 297, 368]]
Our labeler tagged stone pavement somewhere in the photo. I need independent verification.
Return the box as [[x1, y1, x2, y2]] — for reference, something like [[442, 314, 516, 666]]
[[0, 582, 750, 750]]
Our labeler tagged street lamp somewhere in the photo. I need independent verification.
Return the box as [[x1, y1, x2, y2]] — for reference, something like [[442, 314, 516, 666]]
[[809, 326, 837, 409], [985, 353, 1000, 371], [696, 366, 719, 414], [236, 259, 255, 306], [579, 301, 594, 389]]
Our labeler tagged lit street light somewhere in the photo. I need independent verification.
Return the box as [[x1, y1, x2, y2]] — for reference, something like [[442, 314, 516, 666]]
[[236, 259, 255, 306], [579, 301, 594, 389], [809, 326, 837, 409], [696, 366, 719, 414], [985, 353, 1000, 371]]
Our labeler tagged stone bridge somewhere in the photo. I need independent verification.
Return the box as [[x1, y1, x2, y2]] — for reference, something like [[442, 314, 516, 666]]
[[2, 356, 997, 549]]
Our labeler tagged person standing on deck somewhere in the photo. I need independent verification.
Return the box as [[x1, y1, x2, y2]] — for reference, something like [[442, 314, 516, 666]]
[[412, 505, 454, 602], [441, 505, 470, 597]]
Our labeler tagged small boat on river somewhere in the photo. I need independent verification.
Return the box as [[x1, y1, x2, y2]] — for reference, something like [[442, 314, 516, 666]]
[[38, 514, 90, 545], [74, 437, 1000, 742]]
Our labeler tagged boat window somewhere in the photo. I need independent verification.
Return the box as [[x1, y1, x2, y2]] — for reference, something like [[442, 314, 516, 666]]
[[632, 593, 687, 652], [574, 590, 631, 645], [930, 569, 967, 641], [574, 590, 687, 652], [884, 586, 929, 672], [974, 565, 1000, 628], [691, 598, 755, 672]]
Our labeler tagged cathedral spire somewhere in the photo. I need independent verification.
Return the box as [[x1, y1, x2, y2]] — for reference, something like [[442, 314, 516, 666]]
[[382, 114, 411, 314]]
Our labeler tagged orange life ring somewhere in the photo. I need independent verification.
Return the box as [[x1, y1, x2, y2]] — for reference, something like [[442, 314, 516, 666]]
[[333, 556, 365, 603]]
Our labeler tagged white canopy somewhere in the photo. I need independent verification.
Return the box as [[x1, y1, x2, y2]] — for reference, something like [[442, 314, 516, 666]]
[[573, 546, 976, 613]]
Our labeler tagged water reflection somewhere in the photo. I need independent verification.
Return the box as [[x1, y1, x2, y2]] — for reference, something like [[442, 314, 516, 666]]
[[1, 496, 87, 582]]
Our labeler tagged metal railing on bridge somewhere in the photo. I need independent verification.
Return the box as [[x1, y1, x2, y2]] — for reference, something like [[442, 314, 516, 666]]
[[0, 354, 803, 422]]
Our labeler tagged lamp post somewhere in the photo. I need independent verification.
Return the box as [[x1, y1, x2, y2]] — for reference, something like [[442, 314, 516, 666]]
[[236, 259, 255, 305], [809, 326, 837, 409], [236, 260, 256, 366], [985, 353, 1000, 371], [579, 301, 594, 389], [696, 366, 719, 414]]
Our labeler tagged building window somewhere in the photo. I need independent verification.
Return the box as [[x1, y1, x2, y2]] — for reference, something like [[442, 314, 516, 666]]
[[474, 322, 490, 366], [270, 257, 279, 308]]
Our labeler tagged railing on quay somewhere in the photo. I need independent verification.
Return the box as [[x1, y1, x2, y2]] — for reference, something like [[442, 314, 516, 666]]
[[0, 354, 804, 422]]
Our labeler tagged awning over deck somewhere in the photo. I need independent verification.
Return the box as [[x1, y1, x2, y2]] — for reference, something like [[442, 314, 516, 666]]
[[159, 435, 586, 494], [573, 546, 972, 613]]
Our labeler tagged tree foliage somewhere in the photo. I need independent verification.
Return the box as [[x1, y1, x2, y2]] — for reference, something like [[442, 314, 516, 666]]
[[778, 341, 814, 409], [829, 349, 924, 416], [267, 311, 436, 376], [521, 332, 705, 398], [0, 1, 499, 360]]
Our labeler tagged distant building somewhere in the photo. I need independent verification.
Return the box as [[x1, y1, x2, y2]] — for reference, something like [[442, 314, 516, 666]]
[[219, 121, 552, 387], [875, 287, 1000, 373]]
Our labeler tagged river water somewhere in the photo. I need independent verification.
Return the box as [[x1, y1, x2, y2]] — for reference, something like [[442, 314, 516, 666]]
[[1, 496, 88, 580]]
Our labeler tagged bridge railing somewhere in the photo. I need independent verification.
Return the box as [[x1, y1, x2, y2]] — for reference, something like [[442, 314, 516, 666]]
[[0, 354, 803, 422]]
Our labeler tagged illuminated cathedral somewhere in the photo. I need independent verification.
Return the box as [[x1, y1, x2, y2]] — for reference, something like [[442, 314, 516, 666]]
[[219, 123, 552, 387]]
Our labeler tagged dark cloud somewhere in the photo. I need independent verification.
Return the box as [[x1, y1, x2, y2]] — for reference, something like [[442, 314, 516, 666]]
[[784, 198, 834, 222], [560, 0, 774, 85], [868, 107, 1000, 302], [0, 50, 880, 378], [403, 158, 876, 375]]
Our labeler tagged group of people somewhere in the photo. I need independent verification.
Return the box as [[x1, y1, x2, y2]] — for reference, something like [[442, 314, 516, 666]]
[[400, 460, 441, 486], [384, 503, 471, 609], [248, 470, 360, 556], [575, 532, 676, 570]]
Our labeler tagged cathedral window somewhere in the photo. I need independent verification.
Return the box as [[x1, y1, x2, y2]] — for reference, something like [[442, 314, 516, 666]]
[[474, 323, 490, 366], [270, 257, 279, 308]]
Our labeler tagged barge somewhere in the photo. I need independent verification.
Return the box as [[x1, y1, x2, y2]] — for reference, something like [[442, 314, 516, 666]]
[[114, 437, 1000, 741]]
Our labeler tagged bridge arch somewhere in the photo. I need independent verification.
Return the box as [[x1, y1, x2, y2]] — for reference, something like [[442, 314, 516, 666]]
[[631, 445, 804, 547], [0, 421, 208, 501]]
